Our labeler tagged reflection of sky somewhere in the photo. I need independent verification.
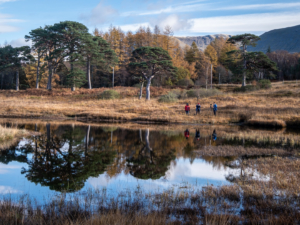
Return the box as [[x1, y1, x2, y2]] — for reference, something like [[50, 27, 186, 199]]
[[0, 157, 235, 204], [87, 158, 234, 197]]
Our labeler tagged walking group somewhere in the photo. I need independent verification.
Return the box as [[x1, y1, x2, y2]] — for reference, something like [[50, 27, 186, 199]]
[[185, 102, 218, 116]]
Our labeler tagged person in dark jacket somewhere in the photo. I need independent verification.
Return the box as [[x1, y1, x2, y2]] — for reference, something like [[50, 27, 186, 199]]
[[195, 129, 200, 140], [185, 103, 190, 115], [184, 129, 190, 139], [213, 102, 217, 116], [196, 103, 201, 115]]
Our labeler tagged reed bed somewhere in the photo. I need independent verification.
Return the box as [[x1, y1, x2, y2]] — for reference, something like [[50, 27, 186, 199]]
[[220, 129, 300, 148], [0, 179, 299, 225], [0, 125, 28, 150], [196, 145, 293, 157]]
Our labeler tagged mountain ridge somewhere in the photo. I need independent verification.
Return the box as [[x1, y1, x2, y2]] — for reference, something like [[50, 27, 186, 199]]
[[248, 24, 300, 53], [173, 34, 231, 51]]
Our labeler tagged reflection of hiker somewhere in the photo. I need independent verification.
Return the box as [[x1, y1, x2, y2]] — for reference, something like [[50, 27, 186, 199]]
[[196, 103, 201, 115], [212, 129, 217, 141], [184, 129, 190, 139], [195, 129, 200, 140], [213, 102, 217, 116], [185, 103, 190, 115]]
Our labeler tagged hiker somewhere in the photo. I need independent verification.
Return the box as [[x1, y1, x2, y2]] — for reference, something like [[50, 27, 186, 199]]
[[212, 129, 217, 141], [185, 103, 190, 115], [213, 102, 217, 116], [195, 129, 200, 140], [196, 103, 201, 115], [184, 129, 190, 139]]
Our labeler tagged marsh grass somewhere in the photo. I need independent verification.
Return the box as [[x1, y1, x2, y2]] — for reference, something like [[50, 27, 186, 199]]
[[0, 125, 29, 150], [0, 82, 299, 127], [1, 177, 299, 224]]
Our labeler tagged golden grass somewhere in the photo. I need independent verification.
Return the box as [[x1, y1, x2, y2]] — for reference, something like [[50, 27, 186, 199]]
[[0, 126, 27, 151], [0, 82, 299, 126], [196, 145, 292, 157]]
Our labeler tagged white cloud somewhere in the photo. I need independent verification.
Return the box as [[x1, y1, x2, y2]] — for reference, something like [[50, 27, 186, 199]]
[[0, 13, 22, 33], [9, 38, 31, 47], [81, 0, 118, 25], [0, 164, 20, 174], [216, 2, 300, 11], [153, 14, 193, 32], [189, 11, 300, 33], [121, 0, 208, 16], [0, 186, 21, 194]]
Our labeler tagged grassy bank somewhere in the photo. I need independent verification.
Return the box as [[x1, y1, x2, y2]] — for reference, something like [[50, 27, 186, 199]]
[[0, 82, 299, 127], [0, 125, 28, 149]]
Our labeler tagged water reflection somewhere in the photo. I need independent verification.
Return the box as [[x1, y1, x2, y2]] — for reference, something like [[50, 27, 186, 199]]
[[1, 122, 297, 198], [127, 129, 176, 180]]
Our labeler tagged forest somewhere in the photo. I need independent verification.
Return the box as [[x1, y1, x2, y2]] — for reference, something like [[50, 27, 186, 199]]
[[1, 21, 300, 92]]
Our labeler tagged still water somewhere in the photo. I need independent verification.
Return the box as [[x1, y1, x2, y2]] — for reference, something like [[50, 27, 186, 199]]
[[0, 122, 296, 204]]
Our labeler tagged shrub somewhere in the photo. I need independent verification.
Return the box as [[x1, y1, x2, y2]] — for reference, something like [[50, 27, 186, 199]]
[[158, 92, 178, 103], [99, 90, 120, 99], [186, 88, 223, 98], [258, 79, 272, 89], [177, 78, 194, 87]]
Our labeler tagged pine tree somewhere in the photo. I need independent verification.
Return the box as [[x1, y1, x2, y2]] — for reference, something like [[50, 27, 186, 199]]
[[227, 34, 261, 86]]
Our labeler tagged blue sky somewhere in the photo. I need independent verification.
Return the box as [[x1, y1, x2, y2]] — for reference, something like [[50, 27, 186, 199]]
[[1, 0, 300, 47]]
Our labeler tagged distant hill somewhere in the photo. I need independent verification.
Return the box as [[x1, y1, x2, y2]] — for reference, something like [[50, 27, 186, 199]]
[[174, 34, 231, 51], [248, 25, 300, 53]]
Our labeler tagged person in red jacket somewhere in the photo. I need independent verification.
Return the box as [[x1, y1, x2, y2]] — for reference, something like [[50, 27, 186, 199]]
[[185, 103, 190, 115], [184, 129, 190, 139]]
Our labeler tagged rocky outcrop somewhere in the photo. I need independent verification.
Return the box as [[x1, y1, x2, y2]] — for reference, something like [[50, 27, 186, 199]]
[[174, 34, 231, 51]]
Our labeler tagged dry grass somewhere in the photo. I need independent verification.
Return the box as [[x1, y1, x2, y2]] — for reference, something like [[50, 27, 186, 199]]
[[0, 125, 28, 150], [0, 178, 299, 224], [219, 128, 300, 148], [196, 145, 293, 157], [0, 82, 299, 127]]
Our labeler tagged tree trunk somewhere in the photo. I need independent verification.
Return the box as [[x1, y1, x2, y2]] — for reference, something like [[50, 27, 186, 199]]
[[16, 70, 19, 91], [242, 45, 247, 87], [139, 82, 144, 99], [87, 58, 92, 89], [146, 78, 152, 100], [36, 53, 40, 89], [242, 71, 246, 87], [71, 63, 75, 91], [47, 62, 53, 90]]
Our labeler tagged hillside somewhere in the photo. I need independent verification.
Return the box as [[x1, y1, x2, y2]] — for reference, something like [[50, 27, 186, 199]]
[[174, 34, 231, 51], [248, 25, 300, 53]]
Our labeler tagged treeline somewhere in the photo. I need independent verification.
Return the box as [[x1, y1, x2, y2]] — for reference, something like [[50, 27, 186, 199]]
[[0, 21, 299, 91]]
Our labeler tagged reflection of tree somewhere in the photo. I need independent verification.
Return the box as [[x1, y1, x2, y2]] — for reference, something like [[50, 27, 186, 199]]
[[127, 129, 176, 180], [183, 143, 196, 164], [201, 156, 237, 170], [21, 124, 116, 192]]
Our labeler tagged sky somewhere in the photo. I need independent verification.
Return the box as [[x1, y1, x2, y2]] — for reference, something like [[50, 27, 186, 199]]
[[1, 0, 300, 47]]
